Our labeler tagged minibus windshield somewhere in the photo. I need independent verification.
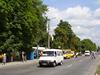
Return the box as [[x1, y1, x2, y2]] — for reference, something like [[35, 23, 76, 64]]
[[42, 51, 55, 56]]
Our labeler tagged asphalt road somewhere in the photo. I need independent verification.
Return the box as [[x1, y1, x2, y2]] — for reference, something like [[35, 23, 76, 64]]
[[0, 55, 100, 75]]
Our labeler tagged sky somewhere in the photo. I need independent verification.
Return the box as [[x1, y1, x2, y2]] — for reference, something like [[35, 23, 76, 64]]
[[43, 0, 100, 46]]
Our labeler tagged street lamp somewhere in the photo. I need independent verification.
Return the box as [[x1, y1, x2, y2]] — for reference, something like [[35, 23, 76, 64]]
[[47, 17, 56, 49]]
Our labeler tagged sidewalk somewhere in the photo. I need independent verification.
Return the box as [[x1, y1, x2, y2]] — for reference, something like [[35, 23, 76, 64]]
[[89, 55, 100, 75], [0, 59, 39, 68]]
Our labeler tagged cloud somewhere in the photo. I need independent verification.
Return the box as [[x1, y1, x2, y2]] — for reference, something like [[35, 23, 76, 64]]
[[64, 6, 92, 19], [46, 6, 100, 45], [94, 8, 100, 18], [96, 0, 100, 3]]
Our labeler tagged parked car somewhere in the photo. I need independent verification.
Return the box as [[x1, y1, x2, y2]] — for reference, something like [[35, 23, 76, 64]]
[[39, 49, 64, 67]]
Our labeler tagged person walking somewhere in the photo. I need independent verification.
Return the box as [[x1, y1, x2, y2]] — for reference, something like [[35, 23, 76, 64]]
[[2, 53, 7, 65], [22, 51, 25, 62], [74, 52, 78, 58], [24, 52, 27, 62], [91, 51, 95, 59], [21, 51, 27, 62]]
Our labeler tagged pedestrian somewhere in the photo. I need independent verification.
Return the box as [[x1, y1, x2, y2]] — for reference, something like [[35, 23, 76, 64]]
[[2, 53, 7, 65], [22, 51, 25, 62], [39, 51, 42, 57], [24, 52, 27, 62], [91, 51, 95, 59], [74, 52, 78, 58]]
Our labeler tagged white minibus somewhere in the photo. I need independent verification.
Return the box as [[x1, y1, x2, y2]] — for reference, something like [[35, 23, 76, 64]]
[[39, 49, 64, 67]]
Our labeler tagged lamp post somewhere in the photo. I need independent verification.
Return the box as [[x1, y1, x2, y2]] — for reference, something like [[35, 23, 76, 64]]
[[47, 19, 50, 49], [36, 45, 39, 59], [47, 17, 56, 49]]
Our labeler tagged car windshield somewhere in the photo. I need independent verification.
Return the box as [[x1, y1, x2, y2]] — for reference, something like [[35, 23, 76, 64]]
[[42, 51, 55, 56], [85, 52, 89, 53], [64, 51, 72, 54]]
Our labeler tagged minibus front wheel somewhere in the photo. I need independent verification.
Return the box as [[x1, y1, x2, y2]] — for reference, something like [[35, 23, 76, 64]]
[[52, 61, 56, 67]]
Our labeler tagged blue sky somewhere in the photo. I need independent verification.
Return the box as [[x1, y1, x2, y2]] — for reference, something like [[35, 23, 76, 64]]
[[43, 0, 100, 45], [43, 0, 100, 10]]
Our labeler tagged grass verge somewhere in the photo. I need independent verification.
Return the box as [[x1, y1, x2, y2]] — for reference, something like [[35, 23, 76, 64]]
[[96, 65, 100, 75]]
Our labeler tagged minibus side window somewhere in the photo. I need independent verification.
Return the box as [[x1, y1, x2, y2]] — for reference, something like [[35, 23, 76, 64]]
[[55, 51, 57, 57]]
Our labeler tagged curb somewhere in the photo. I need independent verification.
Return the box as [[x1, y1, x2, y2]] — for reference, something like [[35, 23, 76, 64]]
[[90, 55, 100, 75], [0, 59, 38, 68]]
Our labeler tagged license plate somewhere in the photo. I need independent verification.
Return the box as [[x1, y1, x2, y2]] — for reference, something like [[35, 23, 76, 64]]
[[42, 63, 47, 65]]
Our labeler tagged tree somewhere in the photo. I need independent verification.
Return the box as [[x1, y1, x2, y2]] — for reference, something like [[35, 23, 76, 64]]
[[52, 20, 76, 49], [0, 0, 47, 52], [70, 36, 82, 52], [51, 20, 97, 52], [97, 46, 100, 52], [81, 39, 97, 52]]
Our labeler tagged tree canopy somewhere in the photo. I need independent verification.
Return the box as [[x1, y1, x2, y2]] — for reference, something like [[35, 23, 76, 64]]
[[81, 39, 97, 52], [0, 0, 97, 53], [0, 0, 47, 52], [52, 20, 76, 49], [51, 20, 97, 52]]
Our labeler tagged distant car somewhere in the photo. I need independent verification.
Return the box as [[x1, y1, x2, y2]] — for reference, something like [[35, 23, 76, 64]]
[[84, 50, 90, 56]]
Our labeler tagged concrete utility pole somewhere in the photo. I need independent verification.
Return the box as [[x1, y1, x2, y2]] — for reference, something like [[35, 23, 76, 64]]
[[47, 19, 50, 49], [47, 17, 56, 49]]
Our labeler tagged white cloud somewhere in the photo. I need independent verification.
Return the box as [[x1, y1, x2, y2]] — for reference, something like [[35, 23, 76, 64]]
[[64, 6, 92, 19], [46, 6, 100, 45], [94, 8, 100, 18], [96, 0, 100, 3], [46, 7, 63, 21]]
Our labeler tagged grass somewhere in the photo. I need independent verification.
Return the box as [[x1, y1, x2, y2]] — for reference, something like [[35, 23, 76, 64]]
[[96, 65, 100, 75]]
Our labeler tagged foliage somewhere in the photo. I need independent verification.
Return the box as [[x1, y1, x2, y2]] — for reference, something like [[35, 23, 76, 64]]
[[81, 39, 97, 52], [0, 0, 47, 52], [51, 20, 97, 52], [97, 46, 100, 51], [0, 0, 97, 53], [52, 20, 76, 50]]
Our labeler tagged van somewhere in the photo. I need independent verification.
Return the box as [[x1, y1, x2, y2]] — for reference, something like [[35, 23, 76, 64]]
[[39, 49, 64, 67], [84, 50, 90, 56]]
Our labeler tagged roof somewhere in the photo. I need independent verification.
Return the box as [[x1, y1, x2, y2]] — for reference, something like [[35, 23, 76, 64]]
[[43, 49, 62, 52], [32, 47, 45, 50], [62, 49, 71, 51]]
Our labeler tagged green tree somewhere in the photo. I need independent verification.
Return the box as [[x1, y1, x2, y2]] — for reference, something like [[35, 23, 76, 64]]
[[81, 39, 97, 52], [97, 46, 100, 51], [0, 0, 47, 52], [51, 20, 97, 52], [70, 36, 82, 52], [52, 20, 75, 49]]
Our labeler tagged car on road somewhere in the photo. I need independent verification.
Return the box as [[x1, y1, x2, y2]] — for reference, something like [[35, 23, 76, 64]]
[[84, 50, 90, 56], [63, 50, 74, 59], [39, 49, 64, 67]]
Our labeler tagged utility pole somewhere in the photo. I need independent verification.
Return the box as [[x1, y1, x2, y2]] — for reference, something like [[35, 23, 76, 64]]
[[47, 19, 50, 49], [47, 17, 56, 49]]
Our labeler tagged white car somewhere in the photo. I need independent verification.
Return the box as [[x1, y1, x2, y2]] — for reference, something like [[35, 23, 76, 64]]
[[84, 50, 90, 56], [39, 49, 64, 67]]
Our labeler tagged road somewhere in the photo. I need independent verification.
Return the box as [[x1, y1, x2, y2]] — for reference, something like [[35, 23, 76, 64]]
[[0, 55, 100, 75]]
